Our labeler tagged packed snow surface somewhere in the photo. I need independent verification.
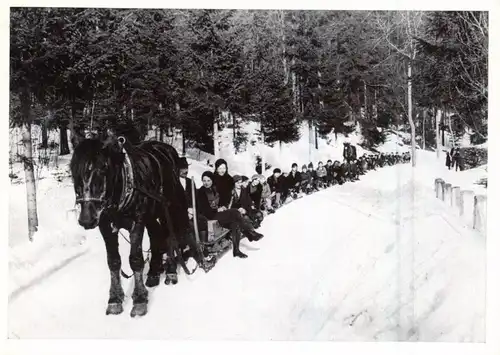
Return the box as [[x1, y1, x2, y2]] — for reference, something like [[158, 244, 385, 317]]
[[8, 147, 485, 341]]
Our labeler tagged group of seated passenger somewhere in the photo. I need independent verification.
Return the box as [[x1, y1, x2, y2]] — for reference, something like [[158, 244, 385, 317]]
[[176, 151, 410, 259]]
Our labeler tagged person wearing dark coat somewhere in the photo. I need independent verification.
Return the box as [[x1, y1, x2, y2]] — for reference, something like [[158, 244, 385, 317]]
[[267, 168, 285, 208], [287, 163, 302, 197], [197, 171, 263, 259], [230, 175, 264, 229], [248, 175, 263, 209], [454, 150, 463, 171], [213, 158, 234, 209], [325, 160, 334, 186], [445, 152, 452, 170], [299, 164, 311, 193]]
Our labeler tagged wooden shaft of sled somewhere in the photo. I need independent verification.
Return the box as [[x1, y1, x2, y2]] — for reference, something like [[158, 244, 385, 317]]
[[191, 176, 200, 245]]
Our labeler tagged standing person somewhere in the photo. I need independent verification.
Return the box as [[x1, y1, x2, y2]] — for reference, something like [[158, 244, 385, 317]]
[[213, 158, 234, 208], [450, 147, 456, 169], [197, 171, 263, 259], [445, 151, 452, 170], [454, 149, 462, 171]]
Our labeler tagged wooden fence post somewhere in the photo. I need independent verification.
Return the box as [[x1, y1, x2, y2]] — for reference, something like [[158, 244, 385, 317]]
[[437, 180, 445, 200], [460, 190, 475, 227], [444, 183, 452, 206], [473, 194, 487, 234], [435, 178, 444, 198], [452, 186, 461, 211]]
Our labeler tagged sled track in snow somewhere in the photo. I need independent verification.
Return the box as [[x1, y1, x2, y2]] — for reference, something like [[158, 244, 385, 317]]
[[9, 250, 89, 302]]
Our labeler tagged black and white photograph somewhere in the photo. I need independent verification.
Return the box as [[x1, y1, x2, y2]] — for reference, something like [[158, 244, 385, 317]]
[[6, 2, 497, 351]]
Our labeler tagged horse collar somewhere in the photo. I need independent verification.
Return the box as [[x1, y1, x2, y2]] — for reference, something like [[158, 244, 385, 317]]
[[118, 146, 135, 211]]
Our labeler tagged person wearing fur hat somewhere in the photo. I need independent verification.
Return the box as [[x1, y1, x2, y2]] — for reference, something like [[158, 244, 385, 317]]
[[197, 171, 263, 259], [213, 158, 234, 209]]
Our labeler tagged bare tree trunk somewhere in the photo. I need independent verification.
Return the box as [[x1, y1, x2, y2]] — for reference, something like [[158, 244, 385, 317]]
[[447, 111, 455, 148], [260, 120, 266, 173], [363, 80, 368, 120], [422, 109, 426, 150], [159, 125, 164, 142], [22, 121, 38, 241], [41, 111, 49, 149], [59, 123, 70, 155], [308, 119, 313, 162], [213, 112, 219, 159], [280, 10, 288, 84], [407, 62, 416, 167], [435, 108, 442, 158]]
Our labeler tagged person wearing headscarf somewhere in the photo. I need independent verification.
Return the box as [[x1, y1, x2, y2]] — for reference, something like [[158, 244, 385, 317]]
[[213, 158, 234, 208]]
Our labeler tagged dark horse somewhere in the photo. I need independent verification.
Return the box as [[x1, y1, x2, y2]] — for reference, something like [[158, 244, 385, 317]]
[[70, 135, 198, 317]]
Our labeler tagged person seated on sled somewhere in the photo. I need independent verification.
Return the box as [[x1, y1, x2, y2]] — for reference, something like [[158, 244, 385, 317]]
[[325, 159, 334, 187], [299, 164, 312, 194], [197, 171, 264, 259], [315, 161, 327, 188], [350, 160, 360, 181], [230, 175, 264, 229], [267, 168, 285, 209], [241, 175, 250, 189], [213, 159, 234, 209], [306, 162, 320, 191], [287, 163, 302, 198], [340, 160, 351, 182], [357, 156, 367, 175], [259, 174, 275, 214], [280, 171, 290, 204], [332, 160, 343, 185], [249, 174, 263, 210]]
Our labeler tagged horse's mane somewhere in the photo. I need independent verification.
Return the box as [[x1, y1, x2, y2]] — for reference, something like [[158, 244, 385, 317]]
[[70, 139, 124, 184]]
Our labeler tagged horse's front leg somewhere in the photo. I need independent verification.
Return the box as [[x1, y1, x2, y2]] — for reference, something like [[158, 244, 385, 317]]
[[128, 221, 149, 317], [99, 220, 125, 316], [144, 219, 163, 288]]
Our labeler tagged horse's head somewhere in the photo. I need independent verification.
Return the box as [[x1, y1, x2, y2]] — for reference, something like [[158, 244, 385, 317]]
[[70, 137, 125, 230]]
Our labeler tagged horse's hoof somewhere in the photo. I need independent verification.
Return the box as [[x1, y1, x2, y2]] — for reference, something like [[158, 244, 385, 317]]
[[165, 273, 178, 285], [145, 275, 160, 288], [130, 303, 148, 318], [106, 303, 123, 315]]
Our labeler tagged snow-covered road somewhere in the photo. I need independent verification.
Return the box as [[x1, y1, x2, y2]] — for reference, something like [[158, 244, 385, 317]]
[[8, 163, 485, 341]]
